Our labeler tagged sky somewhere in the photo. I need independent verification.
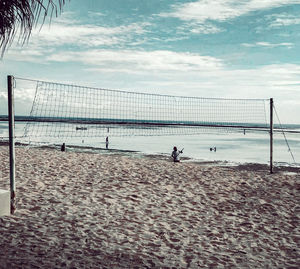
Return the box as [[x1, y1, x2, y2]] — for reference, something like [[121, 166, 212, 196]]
[[1, 0, 300, 123]]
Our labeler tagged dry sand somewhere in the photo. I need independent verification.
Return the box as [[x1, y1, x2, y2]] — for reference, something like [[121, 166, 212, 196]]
[[0, 145, 299, 268]]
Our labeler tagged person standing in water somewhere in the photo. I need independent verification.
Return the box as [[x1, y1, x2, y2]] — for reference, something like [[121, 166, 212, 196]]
[[61, 143, 66, 152], [171, 146, 183, 162], [105, 136, 109, 149]]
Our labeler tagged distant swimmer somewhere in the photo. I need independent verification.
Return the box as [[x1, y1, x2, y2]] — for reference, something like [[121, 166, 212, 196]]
[[171, 146, 183, 162], [210, 147, 216, 152]]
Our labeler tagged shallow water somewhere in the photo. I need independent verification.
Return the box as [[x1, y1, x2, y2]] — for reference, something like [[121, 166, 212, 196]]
[[0, 121, 300, 166]]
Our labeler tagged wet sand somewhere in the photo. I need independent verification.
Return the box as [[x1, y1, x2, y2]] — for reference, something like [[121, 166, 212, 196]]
[[0, 146, 299, 268]]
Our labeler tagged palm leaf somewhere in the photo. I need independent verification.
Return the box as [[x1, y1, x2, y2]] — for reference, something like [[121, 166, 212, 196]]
[[0, 0, 69, 57]]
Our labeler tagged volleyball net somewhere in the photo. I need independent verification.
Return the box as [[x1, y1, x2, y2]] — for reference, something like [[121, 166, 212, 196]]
[[12, 77, 270, 139]]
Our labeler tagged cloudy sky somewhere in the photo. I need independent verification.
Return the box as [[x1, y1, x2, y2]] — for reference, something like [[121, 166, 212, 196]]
[[1, 0, 300, 123]]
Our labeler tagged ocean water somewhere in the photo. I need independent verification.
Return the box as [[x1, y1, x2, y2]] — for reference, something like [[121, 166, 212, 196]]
[[0, 122, 300, 166]]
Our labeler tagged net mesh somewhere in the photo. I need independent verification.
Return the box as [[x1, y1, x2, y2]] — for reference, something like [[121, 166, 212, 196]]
[[18, 78, 269, 139]]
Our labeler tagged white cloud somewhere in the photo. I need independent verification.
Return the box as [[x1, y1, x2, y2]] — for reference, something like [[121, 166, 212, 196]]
[[242, 42, 294, 48], [267, 13, 300, 27], [260, 63, 300, 77], [30, 21, 150, 48], [178, 22, 223, 35], [87, 11, 105, 17], [160, 0, 239, 22], [46, 49, 224, 73], [189, 24, 222, 34], [50, 11, 80, 25], [160, 0, 300, 23], [4, 19, 152, 63], [5, 48, 50, 63], [5, 17, 151, 61]]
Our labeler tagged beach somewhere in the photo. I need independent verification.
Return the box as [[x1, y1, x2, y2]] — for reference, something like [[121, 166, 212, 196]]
[[0, 145, 299, 268]]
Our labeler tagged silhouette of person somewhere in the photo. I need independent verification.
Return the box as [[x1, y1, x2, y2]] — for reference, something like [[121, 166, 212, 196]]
[[171, 146, 183, 162], [106, 136, 109, 149], [61, 143, 66, 152]]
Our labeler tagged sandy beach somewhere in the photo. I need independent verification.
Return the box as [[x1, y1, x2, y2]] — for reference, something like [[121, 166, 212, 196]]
[[0, 145, 299, 268]]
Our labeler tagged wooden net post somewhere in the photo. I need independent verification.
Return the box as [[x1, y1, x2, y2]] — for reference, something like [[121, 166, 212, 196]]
[[7, 75, 16, 213]]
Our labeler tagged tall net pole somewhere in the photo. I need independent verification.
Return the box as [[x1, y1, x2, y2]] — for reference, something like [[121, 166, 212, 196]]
[[7, 75, 16, 214], [270, 98, 273, 174]]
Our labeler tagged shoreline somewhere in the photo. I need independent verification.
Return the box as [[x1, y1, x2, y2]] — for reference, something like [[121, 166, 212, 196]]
[[1, 140, 300, 172]]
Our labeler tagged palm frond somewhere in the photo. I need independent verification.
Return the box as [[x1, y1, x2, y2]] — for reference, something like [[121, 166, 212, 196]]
[[0, 0, 68, 57]]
